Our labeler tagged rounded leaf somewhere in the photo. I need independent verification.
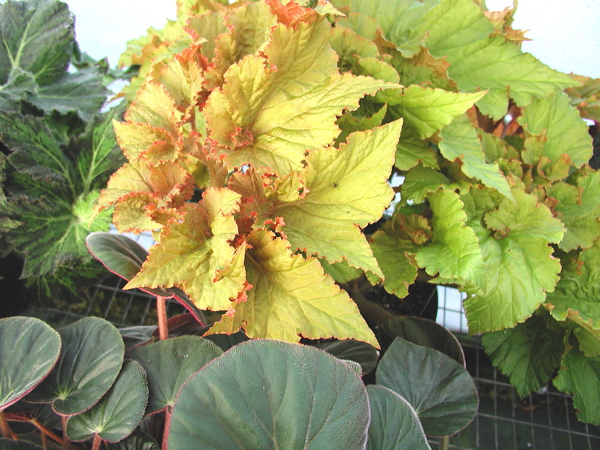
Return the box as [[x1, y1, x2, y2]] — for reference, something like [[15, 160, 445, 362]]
[[129, 336, 223, 414], [377, 338, 478, 437], [366, 385, 430, 450], [28, 317, 125, 416], [168, 339, 370, 449], [0, 317, 61, 410], [315, 339, 379, 376], [378, 316, 465, 365], [66, 360, 148, 443]]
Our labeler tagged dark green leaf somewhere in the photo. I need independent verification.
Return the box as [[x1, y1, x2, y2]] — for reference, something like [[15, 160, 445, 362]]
[[104, 430, 159, 450], [168, 339, 370, 449], [0, 439, 44, 449], [66, 360, 148, 443], [0, 193, 113, 277], [129, 336, 223, 414], [0, 0, 74, 85], [378, 316, 465, 366], [377, 337, 478, 437], [0, 316, 61, 410], [27, 68, 109, 121], [0, 67, 37, 112], [366, 385, 430, 450], [28, 317, 124, 416], [314, 339, 379, 376], [482, 314, 565, 397]]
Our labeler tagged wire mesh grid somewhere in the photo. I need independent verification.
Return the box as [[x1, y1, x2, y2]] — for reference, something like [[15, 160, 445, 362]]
[[33, 235, 600, 449]]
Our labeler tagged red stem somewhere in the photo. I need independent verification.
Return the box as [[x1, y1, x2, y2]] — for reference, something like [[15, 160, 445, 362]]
[[157, 296, 168, 340], [31, 418, 64, 446], [62, 416, 72, 450], [0, 411, 15, 439], [161, 407, 172, 450], [92, 433, 102, 450]]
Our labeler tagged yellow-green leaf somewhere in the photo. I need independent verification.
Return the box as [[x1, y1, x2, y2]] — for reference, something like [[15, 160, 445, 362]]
[[208, 229, 379, 348], [274, 121, 403, 277], [125, 188, 246, 310]]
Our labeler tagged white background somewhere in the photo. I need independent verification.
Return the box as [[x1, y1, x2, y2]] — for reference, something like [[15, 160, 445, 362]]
[[65, 0, 600, 79]]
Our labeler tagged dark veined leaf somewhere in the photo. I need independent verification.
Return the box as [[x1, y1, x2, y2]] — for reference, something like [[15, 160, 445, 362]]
[[0, 316, 61, 410], [26, 68, 109, 122], [27, 317, 124, 416], [0, 440, 44, 449], [66, 360, 148, 443], [129, 336, 223, 414], [0, 0, 74, 86], [168, 339, 370, 449], [376, 337, 478, 437], [366, 385, 430, 450]]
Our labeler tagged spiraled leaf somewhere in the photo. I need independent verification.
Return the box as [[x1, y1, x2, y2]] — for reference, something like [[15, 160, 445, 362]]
[[66, 360, 148, 443], [28, 317, 124, 416], [168, 339, 370, 449]]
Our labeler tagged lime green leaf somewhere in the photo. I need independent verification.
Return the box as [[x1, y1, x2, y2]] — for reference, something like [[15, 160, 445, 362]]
[[395, 126, 439, 171], [519, 91, 593, 167], [208, 229, 379, 348], [126, 188, 246, 311], [574, 327, 600, 358], [386, 86, 486, 139], [401, 165, 451, 204], [275, 121, 402, 276], [370, 225, 419, 299], [416, 189, 483, 283], [442, 35, 578, 118], [546, 171, 600, 252], [168, 339, 370, 449], [439, 114, 512, 199], [329, 25, 379, 73], [554, 342, 600, 426], [0, 0, 74, 85], [320, 257, 363, 284], [204, 19, 395, 174], [482, 314, 565, 397], [331, 0, 439, 58], [547, 239, 600, 330], [463, 188, 564, 333]]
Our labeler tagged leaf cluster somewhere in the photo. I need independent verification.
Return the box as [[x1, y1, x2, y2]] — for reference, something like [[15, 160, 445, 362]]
[[97, 0, 600, 425], [0, 0, 126, 303], [0, 313, 478, 448]]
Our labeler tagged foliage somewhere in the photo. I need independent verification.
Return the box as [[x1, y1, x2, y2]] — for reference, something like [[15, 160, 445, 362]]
[[0, 0, 126, 304], [0, 312, 477, 448], [95, 0, 600, 425]]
